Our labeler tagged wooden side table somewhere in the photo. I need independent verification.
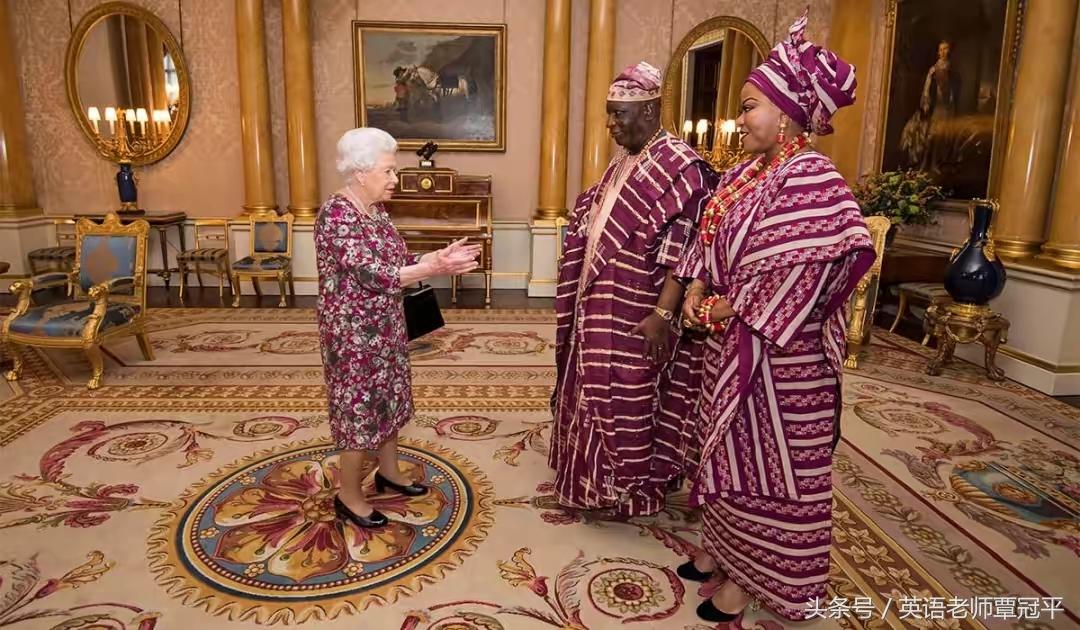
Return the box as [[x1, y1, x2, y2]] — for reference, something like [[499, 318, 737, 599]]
[[924, 302, 1010, 381]]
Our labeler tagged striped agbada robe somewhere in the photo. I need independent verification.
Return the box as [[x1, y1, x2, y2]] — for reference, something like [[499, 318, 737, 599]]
[[550, 133, 716, 517], [677, 150, 874, 619]]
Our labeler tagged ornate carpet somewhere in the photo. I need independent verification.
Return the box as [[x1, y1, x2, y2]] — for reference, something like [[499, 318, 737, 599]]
[[0, 308, 1075, 629]]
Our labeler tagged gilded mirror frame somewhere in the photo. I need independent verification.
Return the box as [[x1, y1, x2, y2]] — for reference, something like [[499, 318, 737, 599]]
[[660, 16, 771, 135], [64, 1, 191, 166]]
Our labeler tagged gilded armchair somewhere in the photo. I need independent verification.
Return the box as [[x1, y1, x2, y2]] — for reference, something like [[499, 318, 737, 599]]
[[231, 211, 295, 308], [844, 216, 891, 369], [2, 212, 152, 389]]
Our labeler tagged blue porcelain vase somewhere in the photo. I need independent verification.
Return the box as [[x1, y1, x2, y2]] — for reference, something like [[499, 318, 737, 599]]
[[943, 201, 1006, 305], [116, 162, 137, 208]]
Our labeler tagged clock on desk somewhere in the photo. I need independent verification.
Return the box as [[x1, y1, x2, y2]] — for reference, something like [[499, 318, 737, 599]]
[[386, 167, 493, 306]]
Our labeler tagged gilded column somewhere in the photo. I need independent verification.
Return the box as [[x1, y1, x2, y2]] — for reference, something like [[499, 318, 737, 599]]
[[714, 30, 736, 124], [145, 27, 169, 113], [535, 0, 572, 221], [580, 0, 615, 188], [812, 0, 873, 181], [281, 0, 319, 217], [995, 0, 1077, 259], [724, 33, 754, 121], [1041, 11, 1080, 268], [0, 0, 38, 217], [235, 0, 277, 214]]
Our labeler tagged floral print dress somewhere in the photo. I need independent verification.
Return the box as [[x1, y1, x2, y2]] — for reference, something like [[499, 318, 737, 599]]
[[315, 194, 420, 450]]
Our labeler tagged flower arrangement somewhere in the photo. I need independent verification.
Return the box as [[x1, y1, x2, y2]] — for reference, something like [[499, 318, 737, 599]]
[[851, 170, 944, 227]]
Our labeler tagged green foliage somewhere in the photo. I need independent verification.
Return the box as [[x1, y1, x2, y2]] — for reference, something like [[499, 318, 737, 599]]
[[851, 170, 945, 226]]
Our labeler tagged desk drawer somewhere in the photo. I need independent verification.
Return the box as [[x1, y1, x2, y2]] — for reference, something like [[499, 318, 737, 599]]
[[400, 235, 492, 271]]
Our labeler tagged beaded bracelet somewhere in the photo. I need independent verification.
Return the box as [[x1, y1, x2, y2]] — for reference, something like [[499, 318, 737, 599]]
[[696, 294, 728, 335]]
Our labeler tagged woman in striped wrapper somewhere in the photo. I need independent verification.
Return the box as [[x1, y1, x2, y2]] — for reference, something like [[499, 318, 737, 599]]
[[674, 11, 876, 623]]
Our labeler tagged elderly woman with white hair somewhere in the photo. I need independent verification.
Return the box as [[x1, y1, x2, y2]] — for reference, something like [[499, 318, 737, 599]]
[[316, 127, 480, 528]]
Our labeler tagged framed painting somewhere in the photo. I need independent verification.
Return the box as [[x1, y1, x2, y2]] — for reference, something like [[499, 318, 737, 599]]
[[352, 21, 506, 152], [877, 0, 1022, 202]]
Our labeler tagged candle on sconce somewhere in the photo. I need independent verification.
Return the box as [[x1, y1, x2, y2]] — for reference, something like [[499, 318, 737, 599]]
[[104, 107, 117, 134], [136, 108, 148, 135], [695, 119, 709, 148], [681, 119, 693, 142], [720, 119, 737, 147], [87, 107, 101, 134], [124, 109, 136, 134]]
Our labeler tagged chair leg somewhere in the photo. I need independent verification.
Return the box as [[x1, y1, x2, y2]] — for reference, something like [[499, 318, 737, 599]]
[[135, 328, 154, 361], [277, 273, 287, 308], [889, 292, 908, 333], [288, 272, 296, 299], [3, 342, 24, 381], [177, 262, 187, 301], [232, 273, 241, 308], [84, 344, 105, 389], [196, 267, 204, 288], [252, 278, 263, 298], [225, 266, 235, 302]]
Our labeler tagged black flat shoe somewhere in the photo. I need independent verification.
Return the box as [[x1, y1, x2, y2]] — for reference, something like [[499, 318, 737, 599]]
[[334, 495, 388, 528], [374, 472, 429, 496], [696, 599, 742, 623], [676, 560, 714, 582]]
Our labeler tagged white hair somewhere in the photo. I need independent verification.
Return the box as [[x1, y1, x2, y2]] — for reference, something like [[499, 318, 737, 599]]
[[335, 127, 398, 180]]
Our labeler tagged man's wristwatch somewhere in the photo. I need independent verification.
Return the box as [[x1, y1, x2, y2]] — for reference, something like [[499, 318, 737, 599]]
[[653, 306, 674, 321]]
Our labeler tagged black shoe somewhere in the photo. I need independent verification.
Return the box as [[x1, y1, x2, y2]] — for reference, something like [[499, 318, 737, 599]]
[[676, 560, 714, 582], [374, 472, 429, 496], [334, 495, 388, 528], [696, 599, 742, 623]]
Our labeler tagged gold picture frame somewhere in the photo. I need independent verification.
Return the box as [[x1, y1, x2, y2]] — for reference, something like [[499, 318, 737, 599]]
[[876, 0, 1023, 202], [352, 21, 507, 152]]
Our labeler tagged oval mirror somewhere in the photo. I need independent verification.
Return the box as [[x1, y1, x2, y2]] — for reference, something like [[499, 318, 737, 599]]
[[65, 2, 191, 166], [661, 16, 769, 154]]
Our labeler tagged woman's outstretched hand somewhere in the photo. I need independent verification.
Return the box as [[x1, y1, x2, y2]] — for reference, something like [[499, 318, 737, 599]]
[[422, 238, 482, 276]]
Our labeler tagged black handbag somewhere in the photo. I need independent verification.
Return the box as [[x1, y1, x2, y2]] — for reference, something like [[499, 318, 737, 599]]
[[403, 283, 445, 340]]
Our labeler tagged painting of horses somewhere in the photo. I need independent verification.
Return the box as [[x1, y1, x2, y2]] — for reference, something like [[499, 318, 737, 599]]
[[353, 21, 506, 152]]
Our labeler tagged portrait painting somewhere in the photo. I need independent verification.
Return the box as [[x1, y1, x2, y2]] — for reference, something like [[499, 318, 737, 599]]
[[879, 0, 1020, 200], [353, 21, 506, 152]]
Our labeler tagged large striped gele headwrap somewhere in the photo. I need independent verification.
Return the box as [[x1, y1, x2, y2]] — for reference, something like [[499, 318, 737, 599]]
[[745, 9, 856, 135]]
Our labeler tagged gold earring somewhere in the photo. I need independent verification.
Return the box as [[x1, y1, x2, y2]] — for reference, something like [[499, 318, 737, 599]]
[[776, 117, 788, 143]]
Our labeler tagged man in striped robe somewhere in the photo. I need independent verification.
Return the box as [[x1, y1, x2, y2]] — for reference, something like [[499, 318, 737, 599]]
[[548, 62, 717, 517]]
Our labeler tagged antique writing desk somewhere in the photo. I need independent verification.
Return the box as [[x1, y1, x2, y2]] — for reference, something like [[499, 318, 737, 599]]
[[385, 168, 493, 305]]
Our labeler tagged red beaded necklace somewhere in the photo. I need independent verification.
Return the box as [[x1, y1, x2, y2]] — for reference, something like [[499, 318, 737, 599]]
[[698, 135, 810, 246]]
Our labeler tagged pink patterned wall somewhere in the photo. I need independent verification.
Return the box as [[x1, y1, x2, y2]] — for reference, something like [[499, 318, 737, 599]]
[[12, 0, 840, 221]]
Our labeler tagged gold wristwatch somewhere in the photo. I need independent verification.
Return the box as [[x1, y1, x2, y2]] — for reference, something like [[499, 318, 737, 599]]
[[653, 306, 674, 321]]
